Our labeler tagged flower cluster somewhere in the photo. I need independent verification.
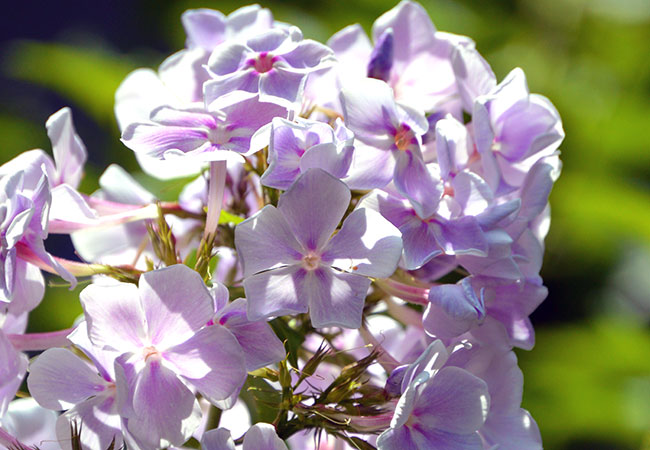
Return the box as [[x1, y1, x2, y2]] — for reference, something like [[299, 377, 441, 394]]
[[0, 2, 562, 449]]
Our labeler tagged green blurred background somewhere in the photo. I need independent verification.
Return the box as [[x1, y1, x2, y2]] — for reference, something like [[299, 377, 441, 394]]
[[1, 0, 649, 448]]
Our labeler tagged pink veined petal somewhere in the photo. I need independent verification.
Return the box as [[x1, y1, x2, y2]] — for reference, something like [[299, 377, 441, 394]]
[[206, 42, 250, 76], [243, 265, 309, 322], [339, 78, 398, 147], [27, 348, 109, 410], [235, 205, 304, 277], [55, 395, 123, 450], [451, 42, 496, 113], [281, 39, 334, 70], [305, 267, 369, 329], [343, 144, 396, 190], [321, 207, 402, 278], [226, 5, 273, 40], [216, 298, 286, 371], [121, 123, 208, 159], [114, 68, 178, 131], [201, 428, 236, 450], [393, 151, 442, 220], [372, 0, 437, 63], [138, 265, 215, 349], [414, 366, 489, 435], [10, 259, 44, 314], [299, 140, 354, 180], [327, 24, 372, 71], [0, 150, 56, 192], [46, 107, 87, 189], [79, 282, 146, 352], [0, 332, 27, 416], [376, 425, 420, 450], [259, 67, 307, 108], [67, 321, 117, 383], [424, 281, 485, 339], [400, 217, 443, 270], [164, 324, 246, 405], [203, 71, 260, 109], [277, 169, 350, 252], [150, 106, 217, 129], [434, 216, 489, 257], [243, 423, 288, 450], [181, 9, 227, 51], [129, 358, 201, 448]]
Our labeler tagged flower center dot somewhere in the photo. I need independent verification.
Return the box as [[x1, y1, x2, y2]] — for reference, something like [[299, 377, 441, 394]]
[[254, 52, 275, 73], [394, 125, 414, 151], [302, 253, 321, 271]]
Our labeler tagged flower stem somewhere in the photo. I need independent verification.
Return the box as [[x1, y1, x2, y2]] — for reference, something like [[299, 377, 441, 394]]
[[359, 321, 402, 374], [204, 161, 228, 241]]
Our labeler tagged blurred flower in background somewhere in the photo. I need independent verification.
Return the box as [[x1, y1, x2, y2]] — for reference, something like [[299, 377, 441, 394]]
[[0, 0, 649, 448]]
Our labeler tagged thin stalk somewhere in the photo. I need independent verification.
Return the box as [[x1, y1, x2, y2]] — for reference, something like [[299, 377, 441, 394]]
[[204, 161, 227, 241], [359, 321, 402, 375], [15, 243, 109, 277]]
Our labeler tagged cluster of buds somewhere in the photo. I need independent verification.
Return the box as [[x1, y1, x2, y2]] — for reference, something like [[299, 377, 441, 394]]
[[0, 2, 562, 449]]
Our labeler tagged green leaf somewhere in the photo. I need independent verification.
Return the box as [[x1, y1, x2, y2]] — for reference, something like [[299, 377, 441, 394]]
[[219, 210, 245, 225]]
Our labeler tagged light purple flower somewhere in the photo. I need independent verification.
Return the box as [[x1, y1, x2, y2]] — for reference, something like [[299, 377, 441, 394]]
[[423, 277, 485, 340], [0, 170, 75, 310], [0, 107, 87, 191], [324, 0, 472, 116], [78, 265, 247, 448], [261, 117, 354, 190], [473, 68, 564, 190], [122, 99, 287, 163], [357, 188, 490, 271], [182, 5, 274, 52], [235, 169, 402, 328], [27, 329, 124, 450], [201, 423, 287, 450], [446, 319, 542, 449], [340, 78, 442, 219], [210, 291, 286, 372], [377, 340, 490, 449], [205, 26, 335, 109]]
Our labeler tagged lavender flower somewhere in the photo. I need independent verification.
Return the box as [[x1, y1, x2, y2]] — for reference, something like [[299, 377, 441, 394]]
[[377, 341, 490, 449], [78, 265, 247, 448], [122, 99, 287, 163], [205, 26, 335, 109], [236, 169, 402, 328], [261, 117, 355, 190]]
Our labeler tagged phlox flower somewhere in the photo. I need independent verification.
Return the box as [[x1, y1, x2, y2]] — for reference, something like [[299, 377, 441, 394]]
[[0, 170, 75, 311], [204, 26, 335, 109], [340, 78, 442, 219], [377, 341, 489, 449], [261, 117, 354, 190], [235, 169, 402, 328], [78, 264, 247, 448], [121, 98, 287, 163], [27, 322, 124, 450], [473, 68, 564, 191]]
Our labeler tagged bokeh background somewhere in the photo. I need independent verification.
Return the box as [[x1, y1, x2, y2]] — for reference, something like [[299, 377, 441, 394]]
[[1, 0, 649, 448]]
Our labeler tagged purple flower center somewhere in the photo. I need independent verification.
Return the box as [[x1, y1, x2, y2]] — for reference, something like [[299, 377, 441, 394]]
[[302, 252, 321, 271], [253, 52, 275, 73], [143, 345, 161, 361], [394, 124, 415, 151]]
